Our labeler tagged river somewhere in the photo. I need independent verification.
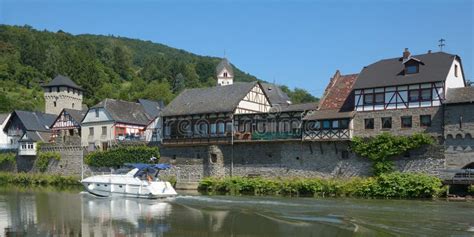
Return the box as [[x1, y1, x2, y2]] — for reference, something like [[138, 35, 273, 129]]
[[0, 186, 473, 236]]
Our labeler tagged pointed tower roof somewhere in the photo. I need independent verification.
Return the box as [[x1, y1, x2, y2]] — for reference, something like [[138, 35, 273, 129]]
[[216, 58, 234, 76], [43, 75, 83, 91]]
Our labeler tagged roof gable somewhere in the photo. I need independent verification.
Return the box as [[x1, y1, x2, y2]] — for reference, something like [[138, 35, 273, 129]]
[[216, 58, 234, 76], [91, 99, 151, 126], [261, 83, 291, 105], [354, 52, 457, 89], [162, 82, 259, 117], [318, 71, 358, 111], [6, 110, 56, 132]]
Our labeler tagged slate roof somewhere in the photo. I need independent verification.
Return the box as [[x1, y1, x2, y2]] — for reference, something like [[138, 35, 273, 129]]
[[20, 131, 51, 142], [91, 99, 151, 126], [216, 58, 234, 76], [64, 109, 87, 123], [318, 71, 358, 111], [353, 52, 459, 89], [280, 102, 318, 112], [161, 82, 259, 117], [6, 110, 56, 132], [445, 87, 474, 104], [261, 83, 291, 105], [43, 75, 83, 91], [303, 109, 355, 120], [0, 113, 10, 125], [138, 99, 164, 119]]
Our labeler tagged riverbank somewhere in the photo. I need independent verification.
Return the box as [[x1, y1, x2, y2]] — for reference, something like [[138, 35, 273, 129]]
[[198, 172, 446, 198], [0, 172, 81, 187]]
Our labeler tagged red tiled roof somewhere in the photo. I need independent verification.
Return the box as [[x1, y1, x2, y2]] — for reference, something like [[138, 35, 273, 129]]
[[318, 70, 358, 111]]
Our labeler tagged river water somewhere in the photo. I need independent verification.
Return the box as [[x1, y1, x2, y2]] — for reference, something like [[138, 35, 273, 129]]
[[0, 187, 473, 236]]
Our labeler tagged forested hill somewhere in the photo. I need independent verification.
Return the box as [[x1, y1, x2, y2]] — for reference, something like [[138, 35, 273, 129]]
[[0, 25, 318, 112]]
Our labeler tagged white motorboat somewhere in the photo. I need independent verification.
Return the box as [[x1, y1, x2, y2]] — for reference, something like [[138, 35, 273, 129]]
[[81, 163, 178, 199]]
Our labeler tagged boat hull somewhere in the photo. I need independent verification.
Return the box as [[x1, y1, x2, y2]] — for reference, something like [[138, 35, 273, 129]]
[[81, 175, 178, 199]]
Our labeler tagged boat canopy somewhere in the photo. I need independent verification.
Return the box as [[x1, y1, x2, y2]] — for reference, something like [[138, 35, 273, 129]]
[[124, 163, 172, 177]]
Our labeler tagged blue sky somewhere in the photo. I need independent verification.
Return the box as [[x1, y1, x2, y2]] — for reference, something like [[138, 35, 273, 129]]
[[0, 0, 472, 97]]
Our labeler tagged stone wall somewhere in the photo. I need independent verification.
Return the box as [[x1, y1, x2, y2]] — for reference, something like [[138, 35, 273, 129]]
[[160, 140, 446, 180], [444, 103, 474, 169], [353, 107, 443, 138], [39, 144, 85, 176]]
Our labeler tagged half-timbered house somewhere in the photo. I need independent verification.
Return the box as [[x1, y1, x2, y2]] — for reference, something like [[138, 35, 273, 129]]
[[351, 49, 466, 138], [50, 108, 87, 144], [161, 81, 272, 145]]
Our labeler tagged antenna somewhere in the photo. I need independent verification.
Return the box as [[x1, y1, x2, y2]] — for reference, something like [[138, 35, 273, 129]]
[[438, 38, 446, 52]]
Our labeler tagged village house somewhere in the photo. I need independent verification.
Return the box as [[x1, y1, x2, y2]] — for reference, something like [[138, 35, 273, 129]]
[[81, 98, 163, 151], [50, 108, 87, 145], [2, 110, 56, 156]]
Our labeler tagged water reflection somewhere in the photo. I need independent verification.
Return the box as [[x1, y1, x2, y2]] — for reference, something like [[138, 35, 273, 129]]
[[1, 187, 474, 236]]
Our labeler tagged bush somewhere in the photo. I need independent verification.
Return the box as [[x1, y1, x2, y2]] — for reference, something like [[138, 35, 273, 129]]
[[198, 173, 445, 199], [85, 145, 159, 167], [36, 151, 61, 172], [0, 172, 80, 186], [0, 153, 16, 166]]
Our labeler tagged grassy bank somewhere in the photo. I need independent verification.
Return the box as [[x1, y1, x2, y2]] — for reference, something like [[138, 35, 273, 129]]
[[0, 172, 81, 187], [198, 172, 446, 199]]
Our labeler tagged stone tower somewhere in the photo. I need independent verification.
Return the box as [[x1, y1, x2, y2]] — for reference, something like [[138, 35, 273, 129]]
[[43, 75, 83, 115], [216, 58, 234, 86]]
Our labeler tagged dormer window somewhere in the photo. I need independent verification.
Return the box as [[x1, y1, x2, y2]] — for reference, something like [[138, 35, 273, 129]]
[[405, 65, 418, 74], [224, 72, 228, 77]]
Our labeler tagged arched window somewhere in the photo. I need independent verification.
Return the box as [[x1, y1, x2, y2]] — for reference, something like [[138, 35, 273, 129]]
[[72, 103, 75, 108], [53, 101, 57, 107]]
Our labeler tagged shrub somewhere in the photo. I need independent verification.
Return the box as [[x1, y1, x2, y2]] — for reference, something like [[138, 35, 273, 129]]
[[36, 151, 61, 172], [0, 172, 80, 186], [85, 145, 159, 167], [0, 153, 16, 166], [198, 173, 445, 199]]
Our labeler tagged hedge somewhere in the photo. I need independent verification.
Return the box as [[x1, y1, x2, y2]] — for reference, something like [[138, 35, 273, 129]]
[[198, 172, 445, 199], [85, 145, 159, 167], [0, 172, 80, 186]]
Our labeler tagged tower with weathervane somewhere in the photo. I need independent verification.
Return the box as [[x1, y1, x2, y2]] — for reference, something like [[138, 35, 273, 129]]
[[216, 58, 234, 86]]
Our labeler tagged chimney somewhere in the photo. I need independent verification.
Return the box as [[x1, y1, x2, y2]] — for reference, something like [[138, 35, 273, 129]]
[[427, 50, 432, 54], [403, 48, 411, 59]]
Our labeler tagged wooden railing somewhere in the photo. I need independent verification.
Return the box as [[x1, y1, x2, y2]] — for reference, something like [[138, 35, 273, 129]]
[[302, 129, 351, 141]]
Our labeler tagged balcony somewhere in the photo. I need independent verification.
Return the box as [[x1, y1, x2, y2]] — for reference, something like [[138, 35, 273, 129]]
[[18, 143, 36, 156], [162, 135, 231, 146], [234, 131, 301, 142], [303, 129, 351, 141]]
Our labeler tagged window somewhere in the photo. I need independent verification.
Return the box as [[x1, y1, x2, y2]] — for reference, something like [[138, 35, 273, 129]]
[[364, 94, 374, 105], [332, 120, 339, 129], [381, 117, 392, 129], [406, 65, 418, 74], [314, 121, 321, 130], [56, 87, 60, 92], [341, 150, 349, 159], [455, 65, 458, 77], [67, 87, 70, 93], [101, 126, 107, 136], [53, 101, 57, 107], [224, 72, 228, 77], [374, 93, 384, 104], [420, 115, 431, 127], [339, 119, 349, 129], [27, 143, 33, 149], [459, 115, 463, 129], [420, 88, 431, 101], [409, 90, 420, 102], [401, 116, 412, 128], [49, 88, 52, 93], [72, 103, 75, 108], [89, 127, 94, 136], [95, 109, 99, 117], [322, 120, 331, 129], [364, 118, 374, 129]]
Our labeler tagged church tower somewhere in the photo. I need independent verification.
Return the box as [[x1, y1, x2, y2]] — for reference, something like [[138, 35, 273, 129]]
[[216, 58, 234, 86], [43, 75, 84, 115]]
